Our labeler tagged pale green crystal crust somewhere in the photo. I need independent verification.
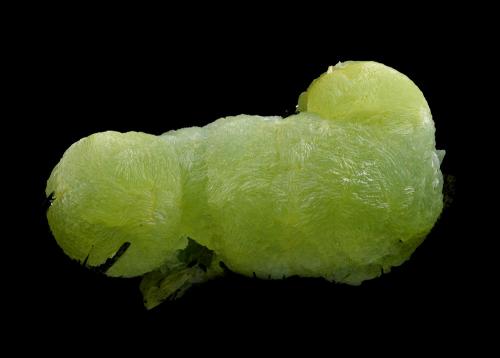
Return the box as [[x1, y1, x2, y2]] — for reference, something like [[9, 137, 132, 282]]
[[46, 61, 444, 307]]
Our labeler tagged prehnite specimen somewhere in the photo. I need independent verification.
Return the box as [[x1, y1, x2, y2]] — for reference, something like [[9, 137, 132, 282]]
[[46, 61, 444, 308]]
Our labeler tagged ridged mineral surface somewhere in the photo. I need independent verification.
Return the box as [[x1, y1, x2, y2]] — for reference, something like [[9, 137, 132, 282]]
[[46, 61, 444, 307]]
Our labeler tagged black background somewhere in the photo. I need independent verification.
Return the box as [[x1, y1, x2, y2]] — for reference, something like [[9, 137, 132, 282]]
[[15, 10, 486, 346]]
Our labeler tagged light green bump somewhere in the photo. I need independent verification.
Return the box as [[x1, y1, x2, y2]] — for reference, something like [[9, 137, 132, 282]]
[[300, 61, 430, 127]]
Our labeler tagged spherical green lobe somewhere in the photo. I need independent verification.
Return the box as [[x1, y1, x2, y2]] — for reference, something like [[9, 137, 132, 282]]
[[46, 131, 184, 277]]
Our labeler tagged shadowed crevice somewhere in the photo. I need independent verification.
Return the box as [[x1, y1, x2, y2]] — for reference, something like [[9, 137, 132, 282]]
[[45, 192, 55, 211], [176, 237, 214, 272], [88, 242, 131, 273]]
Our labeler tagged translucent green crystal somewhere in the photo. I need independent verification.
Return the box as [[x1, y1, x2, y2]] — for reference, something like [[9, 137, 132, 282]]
[[46, 61, 444, 307]]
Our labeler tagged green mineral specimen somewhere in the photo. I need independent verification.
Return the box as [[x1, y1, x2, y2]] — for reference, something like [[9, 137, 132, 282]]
[[46, 61, 444, 308]]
